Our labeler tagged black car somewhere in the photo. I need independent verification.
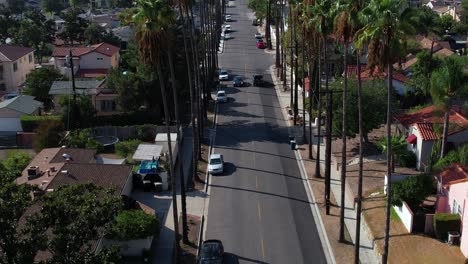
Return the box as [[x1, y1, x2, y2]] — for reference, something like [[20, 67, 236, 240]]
[[198, 239, 224, 264], [253, 74, 264, 86], [233, 76, 244, 87]]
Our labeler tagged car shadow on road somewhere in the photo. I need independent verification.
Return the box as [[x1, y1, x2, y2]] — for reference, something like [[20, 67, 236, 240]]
[[220, 162, 236, 176], [223, 253, 269, 264]]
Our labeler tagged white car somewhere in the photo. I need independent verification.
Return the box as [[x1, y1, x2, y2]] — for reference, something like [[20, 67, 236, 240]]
[[255, 32, 262, 39], [224, 25, 232, 32], [208, 154, 224, 175], [218, 69, 229, 81], [216, 90, 228, 103], [225, 15, 232, 22], [223, 33, 232, 40]]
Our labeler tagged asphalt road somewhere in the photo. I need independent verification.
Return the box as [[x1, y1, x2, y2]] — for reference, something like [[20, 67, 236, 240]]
[[205, 0, 327, 263]]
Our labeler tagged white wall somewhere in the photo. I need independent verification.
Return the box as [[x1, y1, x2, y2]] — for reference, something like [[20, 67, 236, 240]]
[[0, 51, 34, 92], [79, 52, 112, 69], [393, 202, 414, 233]]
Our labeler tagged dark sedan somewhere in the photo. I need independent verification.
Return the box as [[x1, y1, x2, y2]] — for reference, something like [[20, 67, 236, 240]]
[[233, 76, 244, 87], [197, 239, 224, 264]]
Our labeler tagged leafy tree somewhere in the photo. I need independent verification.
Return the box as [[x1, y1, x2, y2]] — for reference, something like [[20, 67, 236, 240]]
[[408, 51, 442, 98], [70, 0, 91, 7], [41, 0, 65, 14], [434, 144, 468, 171], [109, 210, 159, 240], [23, 68, 62, 110], [63, 129, 104, 152], [106, 68, 146, 112], [331, 79, 389, 142], [33, 119, 64, 152], [59, 95, 96, 129], [391, 174, 433, 210], [248, 0, 267, 23], [2, 150, 32, 177], [84, 23, 121, 46], [12, 9, 56, 63], [0, 6, 18, 43], [29, 183, 123, 263], [438, 14, 455, 33], [57, 8, 89, 46], [115, 139, 141, 159], [6, 0, 24, 14], [0, 165, 41, 264]]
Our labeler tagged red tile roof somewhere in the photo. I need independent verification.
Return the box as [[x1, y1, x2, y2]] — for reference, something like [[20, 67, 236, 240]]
[[415, 122, 438, 140], [346, 65, 409, 83], [0, 45, 35, 62], [396, 105, 468, 141], [52, 42, 119, 58], [440, 164, 468, 188], [76, 69, 109, 78]]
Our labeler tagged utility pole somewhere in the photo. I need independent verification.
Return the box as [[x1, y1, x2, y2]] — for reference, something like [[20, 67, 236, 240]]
[[66, 49, 78, 130], [302, 25, 306, 141], [266, 0, 272, 49], [275, 0, 280, 71]]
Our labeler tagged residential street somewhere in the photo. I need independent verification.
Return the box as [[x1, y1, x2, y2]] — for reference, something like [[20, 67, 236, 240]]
[[204, 0, 327, 263]]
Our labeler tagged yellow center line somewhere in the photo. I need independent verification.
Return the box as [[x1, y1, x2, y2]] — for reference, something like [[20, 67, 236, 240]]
[[257, 202, 262, 222], [261, 239, 266, 260]]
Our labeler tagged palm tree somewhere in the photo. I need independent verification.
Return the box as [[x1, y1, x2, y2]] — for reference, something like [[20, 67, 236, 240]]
[[132, 0, 180, 260], [430, 56, 466, 159], [355, 1, 414, 262], [378, 135, 408, 173], [308, 0, 334, 214]]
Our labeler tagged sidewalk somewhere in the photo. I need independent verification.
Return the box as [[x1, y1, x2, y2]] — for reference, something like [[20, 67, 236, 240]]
[[268, 26, 380, 263], [150, 126, 206, 264]]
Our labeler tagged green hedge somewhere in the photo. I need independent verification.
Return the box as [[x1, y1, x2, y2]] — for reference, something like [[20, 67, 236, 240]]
[[115, 139, 141, 158], [109, 210, 159, 241], [433, 213, 461, 241], [93, 111, 161, 127], [20, 115, 61, 132], [398, 149, 417, 168]]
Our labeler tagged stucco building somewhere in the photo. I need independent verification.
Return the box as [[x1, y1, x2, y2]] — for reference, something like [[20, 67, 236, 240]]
[[0, 45, 35, 96]]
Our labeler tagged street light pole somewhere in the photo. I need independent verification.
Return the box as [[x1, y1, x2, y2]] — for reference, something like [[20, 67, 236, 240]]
[[67, 49, 78, 129]]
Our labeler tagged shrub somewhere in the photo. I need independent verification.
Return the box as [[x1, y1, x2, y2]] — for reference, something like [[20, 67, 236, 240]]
[[397, 149, 417, 168], [433, 144, 468, 171], [110, 210, 159, 241], [2, 150, 32, 177], [391, 174, 434, 209], [33, 120, 64, 152], [64, 129, 103, 152], [20, 115, 61, 132], [135, 125, 156, 141], [433, 213, 461, 241], [115, 139, 141, 158]]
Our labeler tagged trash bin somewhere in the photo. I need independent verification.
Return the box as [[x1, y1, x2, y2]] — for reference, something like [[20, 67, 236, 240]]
[[290, 140, 296, 150]]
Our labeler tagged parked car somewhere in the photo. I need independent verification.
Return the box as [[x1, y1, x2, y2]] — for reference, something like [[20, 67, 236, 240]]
[[253, 74, 264, 86], [216, 90, 228, 103], [256, 40, 266, 49], [252, 19, 258, 26], [197, 240, 224, 264], [255, 32, 262, 39], [225, 15, 232, 21], [224, 24, 232, 31], [223, 33, 232, 40], [233, 76, 244, 87], [208, 154, 224, 175], [218, 69, 229, 81]]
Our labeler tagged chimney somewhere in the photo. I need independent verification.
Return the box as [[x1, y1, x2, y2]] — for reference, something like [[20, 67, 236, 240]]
[[60, 170, 69, 176]]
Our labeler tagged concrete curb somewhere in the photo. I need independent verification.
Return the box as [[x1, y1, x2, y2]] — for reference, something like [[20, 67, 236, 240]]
[[269, 65, 336, 264]]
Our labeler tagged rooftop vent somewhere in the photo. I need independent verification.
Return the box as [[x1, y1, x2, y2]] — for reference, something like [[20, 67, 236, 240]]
[[27, 166, 40, 180]]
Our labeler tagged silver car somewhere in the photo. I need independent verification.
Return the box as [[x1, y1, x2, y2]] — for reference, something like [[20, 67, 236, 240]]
[[218, 69, 229, 81], [208, 154, 224, 175], [216, 90, 228, 103]]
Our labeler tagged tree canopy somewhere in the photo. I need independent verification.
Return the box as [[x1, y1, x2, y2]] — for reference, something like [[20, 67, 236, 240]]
[[41, 0, 65, 14], [57, 8, 89, 46], [24, 67, 62, 110], [391, 174, 434, 210]]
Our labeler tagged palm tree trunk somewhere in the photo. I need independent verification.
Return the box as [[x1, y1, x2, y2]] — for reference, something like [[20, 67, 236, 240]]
[[440, 110, 449, 159], [315, 39, 322, 178], [339, 39, 348, 242], [354, 51, 364, 264], [275, 1, 280, 70], [169, 11, 189, 243], [324, 40, 331, 215], [294, 23, 299, 126], [382, 61, 393, 264], [156, 62, 180, 261], [266, 0, 272, 49], [302, 25, 306, 140], [289, 9, 294, 109]]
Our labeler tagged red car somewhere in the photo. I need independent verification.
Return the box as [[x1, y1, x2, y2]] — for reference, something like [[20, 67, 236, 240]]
[[256, 40, 266, 49]]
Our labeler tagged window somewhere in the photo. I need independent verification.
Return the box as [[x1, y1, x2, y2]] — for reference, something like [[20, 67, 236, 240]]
[[453, 200, 458, 214], [100, 100, 116, 112], [97, 58, 104, 61], [0, 83, 5, 91], [29, 54, 33, 63], [13, 63, 17, 72], [458, 204, 463, 216]]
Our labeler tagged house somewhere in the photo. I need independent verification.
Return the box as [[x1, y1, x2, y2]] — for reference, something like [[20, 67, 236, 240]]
[[49, 79, 120, 116], [435, 164, 468, 257], [17, 147, 133, 196], [51, 43, 120, 78], [16, 147, 134, 262], [426, 0, 462, 21], [0, 95, 42, 138], [346, 65, 413, 96], [395, 105, 468, 170], [0, 45, 35, 95]]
